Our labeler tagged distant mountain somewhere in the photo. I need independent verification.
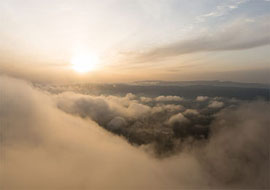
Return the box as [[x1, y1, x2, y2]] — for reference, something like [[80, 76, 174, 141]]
[[36, 80, 269, 101], [132, 80, 269, 89]]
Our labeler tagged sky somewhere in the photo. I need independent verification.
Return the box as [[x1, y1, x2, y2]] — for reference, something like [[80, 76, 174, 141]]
[[0, 1, 270, 187], [0, 0, 269, 83]]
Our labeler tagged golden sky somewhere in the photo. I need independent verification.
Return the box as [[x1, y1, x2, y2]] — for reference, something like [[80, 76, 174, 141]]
[[0, 0, 269, 83]]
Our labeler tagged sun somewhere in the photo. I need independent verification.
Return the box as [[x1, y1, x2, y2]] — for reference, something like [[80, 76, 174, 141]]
[[71, 52, 99, 73]]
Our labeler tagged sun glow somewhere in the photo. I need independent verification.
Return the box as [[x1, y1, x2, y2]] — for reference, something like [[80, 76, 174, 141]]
[[71, 52, 99, 73]]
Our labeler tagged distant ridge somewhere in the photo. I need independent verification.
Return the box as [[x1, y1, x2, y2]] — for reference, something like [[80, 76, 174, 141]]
[[132, 80, 270, 89]]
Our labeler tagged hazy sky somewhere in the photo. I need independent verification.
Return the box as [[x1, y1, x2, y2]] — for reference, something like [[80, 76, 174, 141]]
[[0, 0, 269, 83]]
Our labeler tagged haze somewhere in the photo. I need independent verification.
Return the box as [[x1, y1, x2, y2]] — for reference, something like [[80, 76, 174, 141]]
[[0, 0, 269, 83], [0, 1, 269, 189]]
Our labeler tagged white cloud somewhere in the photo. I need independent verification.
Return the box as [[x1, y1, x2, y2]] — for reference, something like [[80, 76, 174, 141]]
[[0, 76, 269, 189], [196, 96, 209, 102], [55, 92, 151, 124], [184, 109, 199, 116], [196, 0, 249, 22], [140, 96, 153, 103], [168, 113, 189, 125], [208, 100, 224, 108], [131, 16, 270, 63], [152, 104, 184, 114], [155, 95, 183, 102]]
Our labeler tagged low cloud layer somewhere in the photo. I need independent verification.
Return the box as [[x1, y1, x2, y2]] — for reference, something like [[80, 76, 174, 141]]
[[208, 100, 224, 108], [196, 96, 209, 102], [0, 76, 269, 189]]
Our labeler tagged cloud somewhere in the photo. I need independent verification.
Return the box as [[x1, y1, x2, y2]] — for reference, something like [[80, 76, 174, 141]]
[[168, 113, 189, 125], [141, 95, 183, 103], [196, 96, 209, 102], [125, 92, 136, 100], [166, 112, 209, 140], [140, 96, 153, 103], [0, 76, 164, 189], [129, 16, 270, 62], [183, 109, 200, 116], [55, 92, 151, 125], [201, 101, 270, 187], [155, 95, 183, 102], [107, 116, 127, 131], [208, 100, 224, 108], [196, 0, 249, 22], [0, 76, 269, 189], [152, 104, 184, 114]]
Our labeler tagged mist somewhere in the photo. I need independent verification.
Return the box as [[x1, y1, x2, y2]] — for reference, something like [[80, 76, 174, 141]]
[[1, 76, 269, 189]]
